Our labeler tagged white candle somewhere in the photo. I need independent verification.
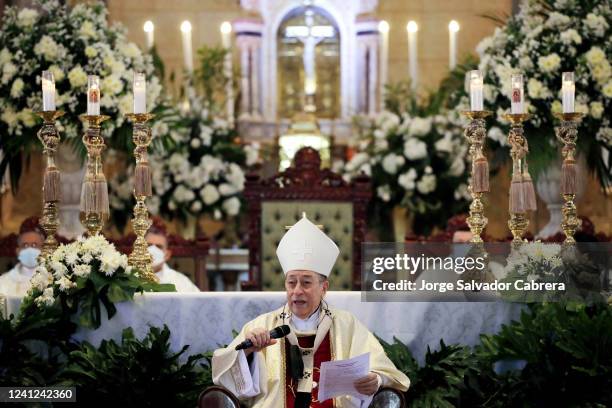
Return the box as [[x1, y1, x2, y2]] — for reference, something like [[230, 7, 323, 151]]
[[378, 20, 389, 109], [133, 72, 146, 114], [469, 70, 484, 111], [448, 20, 459, 70], [562, 71, 575, 113], [42, 70, 56, 111], [510, 74, 524, 114], [87, 75, 100, 115], [220, 21, 234, 122], [406, 21, 418, 90], [143, 20, 154, 51], [180, 20, 193, 74]]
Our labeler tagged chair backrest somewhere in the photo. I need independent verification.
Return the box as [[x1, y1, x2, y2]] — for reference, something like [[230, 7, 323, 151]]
[[244, 147, 371, 290], [198, 386, 241, 408]]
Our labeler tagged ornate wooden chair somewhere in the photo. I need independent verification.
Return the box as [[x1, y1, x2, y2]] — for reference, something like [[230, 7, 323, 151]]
[[243, 147, 371, 291], [198, 386, 406, 408]]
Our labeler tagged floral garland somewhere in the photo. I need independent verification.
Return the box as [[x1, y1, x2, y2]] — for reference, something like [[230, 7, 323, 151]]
[[342, 85, 470, 234], [25, 235, 171, 329], [0, 0, 162, 189], [459, 0, 612, 185]]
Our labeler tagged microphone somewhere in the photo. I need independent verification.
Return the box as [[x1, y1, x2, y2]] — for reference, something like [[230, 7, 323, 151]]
[[235, 325, 291, 350]]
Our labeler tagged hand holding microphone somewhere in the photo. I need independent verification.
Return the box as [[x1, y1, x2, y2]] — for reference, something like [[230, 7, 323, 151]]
[[237, 325, 290, 354]]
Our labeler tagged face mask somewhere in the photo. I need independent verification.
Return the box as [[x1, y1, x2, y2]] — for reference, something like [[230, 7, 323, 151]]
[[18, 247, 41, 269], [147, 245, 165, 268]]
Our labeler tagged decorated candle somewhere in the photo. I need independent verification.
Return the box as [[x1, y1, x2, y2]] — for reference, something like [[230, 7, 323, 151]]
[[42, 70, 55, 111], [562, 72, 575, 113], [87, 75, 100, 115], [510, 74, 524, 114], [469, 70, 484, 111], [133, 72, 146, 114]]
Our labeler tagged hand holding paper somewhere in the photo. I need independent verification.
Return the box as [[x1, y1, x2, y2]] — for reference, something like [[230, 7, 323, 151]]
[[317, 352, 371, 402]]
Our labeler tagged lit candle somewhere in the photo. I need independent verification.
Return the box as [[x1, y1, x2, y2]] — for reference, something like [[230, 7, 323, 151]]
[[469, 70, 484, 111], [510, 74, 524, 114], [180, 20, 193, 74], [143, 20, 154, 51], [42, 70, 56, 111], [448, 20, 459, 70], [406, 21, 418, 90], [133, 72, 146, 114], [378, 20, 389, 109], [562, 71, 575, 113], [87, 75, 100, 115]]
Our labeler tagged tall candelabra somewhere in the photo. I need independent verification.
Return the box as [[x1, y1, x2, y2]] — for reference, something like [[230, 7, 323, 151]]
[[462, 110, 492, 243], [79, 114, 110, 236], [503, 113, 537, 244], [126, 113, 157, 282], [36, 110, 65, 259], [554, 112, 584, 244]]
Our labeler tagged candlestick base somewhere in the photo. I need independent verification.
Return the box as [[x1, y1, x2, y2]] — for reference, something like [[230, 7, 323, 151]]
[[508, 212, 529, 244], [128, 197, 158, 283], [467, 191, 487, 244]]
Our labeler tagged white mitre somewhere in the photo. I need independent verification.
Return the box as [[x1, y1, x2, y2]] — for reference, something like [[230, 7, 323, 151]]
[[276, 214, 340, 277]]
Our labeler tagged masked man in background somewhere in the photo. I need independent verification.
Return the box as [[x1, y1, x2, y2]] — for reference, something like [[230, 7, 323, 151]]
[[145, 217, 200, 292], [0, 217, 45, 297]]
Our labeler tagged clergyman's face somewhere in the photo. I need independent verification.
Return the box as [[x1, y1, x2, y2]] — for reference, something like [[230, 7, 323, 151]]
[[145, 232, 171, 272], [17, 231, 44, 252], [285, 270, 328, 319]]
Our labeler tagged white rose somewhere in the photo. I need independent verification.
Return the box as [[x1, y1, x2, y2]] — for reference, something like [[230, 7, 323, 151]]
[[2, 62, 17, 84], [416, 174, 437, 194], [434, 134, 453, 154], [590, 102, 604, 119], [584, 13, 608, 37], [408, 117, 432, 137], [222, 197, 241, 216], [34, 35, 60, 61], [585, 47, 606, 66], [202, 184, 220, 205], [48, 65, 64, 82], [219, 183, 239, 196], [244, 143, 260, 166], [398, 168, 417, 191], [85, 46, 98, 58], [214, 209, 222, 220], [17, 8, 38, 27], [560, 29, 581, 45], [382, 153, 405, 175], [190, 138, 202, 148], [10, 78, 24, 98], [0, 48, 11, 66], [1, 107, 18, 129], [79, 21, 97, 40], [68, 66, 88, 88], [191, 200, 203, 212], [591, 62, 611, 85], [527, 78, 551, 99], [538, 54, 561, 73], [448, 157, 466, 177], [602, 81, 612, 98], [376, 185, 391, 202], [403, 138, 428, 161], [545, 12, 570, 29], [101, 75, 124, 95]]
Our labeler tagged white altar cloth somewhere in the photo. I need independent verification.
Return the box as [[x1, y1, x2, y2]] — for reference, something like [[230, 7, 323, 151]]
[[5, 292, 522, 362]]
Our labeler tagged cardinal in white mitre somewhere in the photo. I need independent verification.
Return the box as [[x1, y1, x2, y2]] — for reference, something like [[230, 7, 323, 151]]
[[212, 215, 410, 408]]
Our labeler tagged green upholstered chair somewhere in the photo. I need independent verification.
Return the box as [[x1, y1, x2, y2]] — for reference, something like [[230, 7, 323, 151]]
[[243, 147, 371, 291]]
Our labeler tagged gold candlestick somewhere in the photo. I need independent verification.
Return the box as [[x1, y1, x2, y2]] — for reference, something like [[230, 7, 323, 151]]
[[554, 112, 584, 244], [79, 114, 111, 236], [36, 110, 65, 260], [126, 113, 157, 282], [503, 113, 532, 244], [461, 110, 492, 243]]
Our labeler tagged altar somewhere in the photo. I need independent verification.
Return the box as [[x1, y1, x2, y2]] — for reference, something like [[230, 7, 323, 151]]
[[6, 292, 522, 362]]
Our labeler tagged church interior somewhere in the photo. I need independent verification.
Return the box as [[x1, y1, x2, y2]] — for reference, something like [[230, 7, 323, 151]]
[[0, 0, 611, 406]]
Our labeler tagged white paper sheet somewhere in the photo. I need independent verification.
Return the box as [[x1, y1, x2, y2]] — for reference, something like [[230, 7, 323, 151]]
[[317, 352, 370, 402]]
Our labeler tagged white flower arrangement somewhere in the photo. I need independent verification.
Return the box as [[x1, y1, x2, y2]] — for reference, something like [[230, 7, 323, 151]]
[[342, 86, 471, 234], [29, 235, 130, 308], [0, 0, 163, 189], [464, 0, 611, 185], [108, 98, 260, 227]]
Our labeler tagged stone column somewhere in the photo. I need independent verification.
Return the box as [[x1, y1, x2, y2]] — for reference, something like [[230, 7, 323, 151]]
[[234, 18, 263, 120], [355, 17, 380, 115]]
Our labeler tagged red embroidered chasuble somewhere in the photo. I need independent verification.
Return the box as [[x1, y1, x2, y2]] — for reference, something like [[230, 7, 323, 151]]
[[285, 333, 334, 408]]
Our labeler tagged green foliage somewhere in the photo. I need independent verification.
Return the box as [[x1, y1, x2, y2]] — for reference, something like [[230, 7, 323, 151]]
[[195, 45, 229, 114], [59, 325, 212, 407]]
